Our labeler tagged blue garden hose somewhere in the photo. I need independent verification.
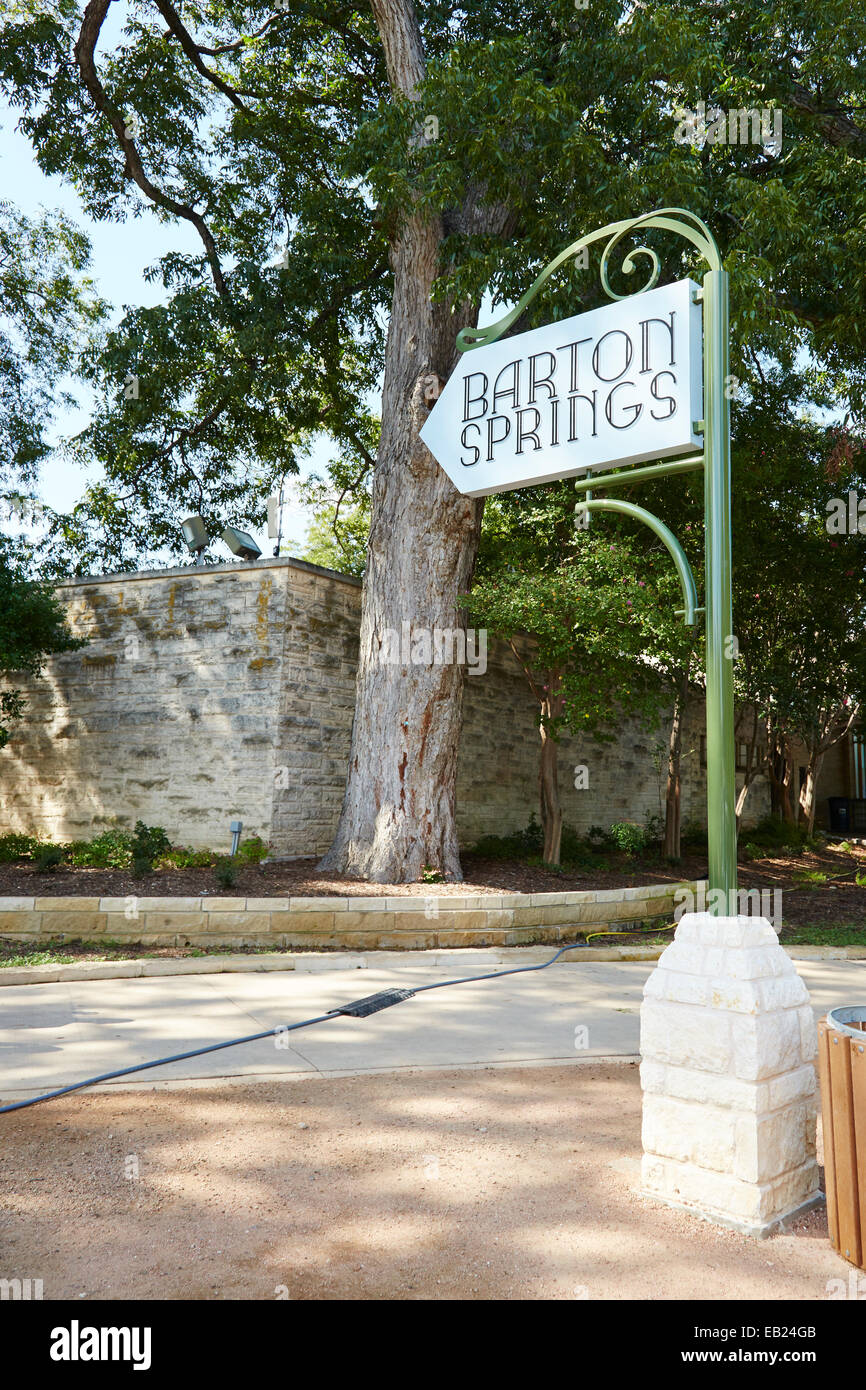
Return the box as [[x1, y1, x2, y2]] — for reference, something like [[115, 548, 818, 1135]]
[[0, 941, 587, 1114]]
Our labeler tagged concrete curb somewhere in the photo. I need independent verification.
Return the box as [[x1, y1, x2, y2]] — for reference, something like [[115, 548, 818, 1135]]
[[0, 940, 860, 986]]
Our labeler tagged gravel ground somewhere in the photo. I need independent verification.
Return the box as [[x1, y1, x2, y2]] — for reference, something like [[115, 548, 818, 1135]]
[[0, 1062, 847, 1301]]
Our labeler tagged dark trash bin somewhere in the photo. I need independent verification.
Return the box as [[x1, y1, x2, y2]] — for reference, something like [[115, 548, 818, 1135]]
[[828, 797, 851, 833], [818, 1007, 866, 1269]]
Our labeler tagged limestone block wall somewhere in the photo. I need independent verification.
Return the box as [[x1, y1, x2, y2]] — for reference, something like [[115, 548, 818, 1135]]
[[271, 562, 361, 857], [0, 562, 284, 851], [0, 555, 841, 858], [0, 880, 695, 951]]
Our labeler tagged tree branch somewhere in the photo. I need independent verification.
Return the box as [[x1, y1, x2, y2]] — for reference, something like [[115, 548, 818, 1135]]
[[73, 0, 229, 300], [784, 78, 866, 158], [153, 0, 251, 114]]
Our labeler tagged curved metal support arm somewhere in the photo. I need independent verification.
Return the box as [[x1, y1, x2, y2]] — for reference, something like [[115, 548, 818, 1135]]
[[574, 497, 699, 627], [458, 207, 721, 353]]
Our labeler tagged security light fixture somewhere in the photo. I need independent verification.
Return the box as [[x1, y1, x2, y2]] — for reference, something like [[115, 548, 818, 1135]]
[[221, 526, 262, 562], [181, 514, 209, 562]]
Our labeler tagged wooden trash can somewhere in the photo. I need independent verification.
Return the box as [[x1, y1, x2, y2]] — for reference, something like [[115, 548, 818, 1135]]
[[818, 1007, 866, 1269]]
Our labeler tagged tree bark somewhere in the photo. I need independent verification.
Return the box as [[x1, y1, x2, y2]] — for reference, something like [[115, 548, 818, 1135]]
[[663, 675, 688, 859], [539, 689, 564, 866], [800, 748, 824, 836], [734, 704, 763, 830], [769, 730, 796, 823], [320, 0, 484, 882]]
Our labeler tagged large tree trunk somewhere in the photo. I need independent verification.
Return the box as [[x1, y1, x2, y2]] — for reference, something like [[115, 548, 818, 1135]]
[[539, 690, 564, 866], [319, 0, 482, 882], [663, 675, 688, 859]]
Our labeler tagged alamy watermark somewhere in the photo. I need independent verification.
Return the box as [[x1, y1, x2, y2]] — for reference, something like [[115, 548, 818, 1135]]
[[674, 884, 783, 929], [826, 492, 866, 535], [674, 102, 783, 157], [0, 1276, 43, 1300], [376, 623, 487, 675]]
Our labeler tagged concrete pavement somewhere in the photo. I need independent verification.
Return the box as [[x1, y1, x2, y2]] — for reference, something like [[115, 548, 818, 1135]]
[[1, 953, 865, 1102]]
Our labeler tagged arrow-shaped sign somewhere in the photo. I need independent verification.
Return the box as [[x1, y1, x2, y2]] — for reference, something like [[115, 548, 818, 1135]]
[[421, 278, 703, 498]]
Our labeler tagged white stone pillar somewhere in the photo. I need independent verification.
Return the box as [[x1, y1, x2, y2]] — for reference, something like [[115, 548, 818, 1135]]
[[640, 913, 820, 1238]]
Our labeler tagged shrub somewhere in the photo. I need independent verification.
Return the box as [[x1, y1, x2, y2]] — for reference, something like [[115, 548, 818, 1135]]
[[586, 825, 611, 850], [34, 845, 65, 872], [680, 820, 708, 851], [130, 821, 170, 872], [68, 829, 132, 869], [745, 815, 810, 852], [608, 821, 647, 856], [236, 835, 268, 866], [161, 846, 218, 869], [560, 823, 588, 862], [214, 856, 238, 889], [471, 817, 611, 868], [0, 832, 38, 862], [470, 815, 544, 860]]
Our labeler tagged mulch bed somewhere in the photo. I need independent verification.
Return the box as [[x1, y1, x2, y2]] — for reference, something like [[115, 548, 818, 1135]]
[[0, 843, 864, 929]]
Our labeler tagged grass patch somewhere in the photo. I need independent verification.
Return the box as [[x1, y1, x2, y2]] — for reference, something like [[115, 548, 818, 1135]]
[[781, 923, 866, 947]]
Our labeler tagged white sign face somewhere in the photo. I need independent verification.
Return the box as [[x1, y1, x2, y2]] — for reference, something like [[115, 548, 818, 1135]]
[[420, 278, 703, 498]]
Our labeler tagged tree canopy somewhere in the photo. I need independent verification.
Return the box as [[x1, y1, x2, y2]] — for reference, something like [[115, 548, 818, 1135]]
[[2, 1, 864, 569]]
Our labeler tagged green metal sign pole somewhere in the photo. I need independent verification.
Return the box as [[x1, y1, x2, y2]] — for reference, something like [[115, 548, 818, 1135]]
[[454, 209, 739, 913], [702, 269, 738, 905]]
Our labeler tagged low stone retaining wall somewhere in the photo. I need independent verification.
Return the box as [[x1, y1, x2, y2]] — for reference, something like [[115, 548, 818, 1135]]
[[0, 881, 699, 951]]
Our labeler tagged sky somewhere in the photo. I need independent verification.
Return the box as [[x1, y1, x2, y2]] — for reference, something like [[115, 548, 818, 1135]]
[[1, 93, 335, 564]]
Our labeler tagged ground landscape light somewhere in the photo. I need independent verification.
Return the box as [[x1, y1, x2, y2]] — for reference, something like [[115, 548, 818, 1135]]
[[221, 525, 262, 561]]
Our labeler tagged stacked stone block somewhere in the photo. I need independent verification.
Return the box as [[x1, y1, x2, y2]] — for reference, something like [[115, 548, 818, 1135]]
[[0, 880, 690, 951], [640, 912, 820, 1237]]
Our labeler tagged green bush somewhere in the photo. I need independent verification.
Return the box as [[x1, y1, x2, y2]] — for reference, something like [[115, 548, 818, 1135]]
[[745, 815, 810, 852], [0, 832, 38, 862], [130, 821, 170, 872], [67, 828, 132, 868], [34, 845, 65, 872], [160, 846, 218, 868], [585, 825, 612, 850], [236, 835, 268, 865], [559, 823, 588, 861], [470, 816, 607, 867], [470, 815, 545, 860], [214, 856, 238, 889], [680, 820, 708, 850], [608, 821, 647, 856]]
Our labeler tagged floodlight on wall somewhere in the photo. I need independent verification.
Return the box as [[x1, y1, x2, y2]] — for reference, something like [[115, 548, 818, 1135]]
[[221, 525, 262, 562], [181, 514, 209, 563]]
